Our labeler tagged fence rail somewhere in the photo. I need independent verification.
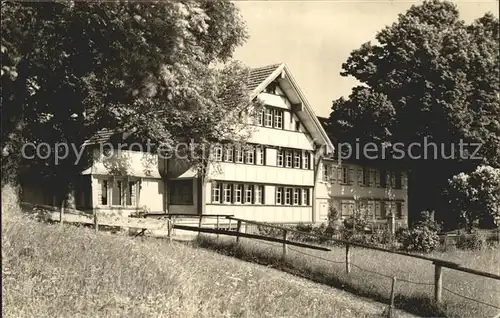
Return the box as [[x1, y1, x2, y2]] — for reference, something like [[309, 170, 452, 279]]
[[225, 215, 500, 306], [21, 202, 500, 309]]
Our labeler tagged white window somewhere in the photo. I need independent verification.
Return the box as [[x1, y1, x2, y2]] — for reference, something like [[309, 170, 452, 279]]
[[341, 166, 349, 184], [126, 181, 137, 206], [396, 202, 403, 219], [285, 151, 292, 168], [395, 172, 402, 189], [363, 168, 370, 186], [302, 189, 309, 205], [223, 184, 232, 203], [111, 180, 123, 206], [211, 182, 221, 203], [264, 108, 273, 127], [276, 187, 283, 204], [235, 147, 244, 163], [234, 184, 243, 203], [100, 180, 108, 205], [244, 185, 253, 203], [213, 145, 223, 161], [273, 109, 283, 129], [101, 178, 138, 207], [380, 169, 387, 187], [255, 185, 264, 204], [246, 148, 254, 164], [357, 168, 363, 186], [285, 188, 292, 205], [293, 152, 301, 168], [256, 147, 265, 165], [323, 164, 329, 181], [302, 152, 309, 169], [258, 110, 264, 126], [293, 188, 300, 205], [224, 145, 233, 162], [380, 201, 387, 219], [330, 165, 337, 183], [277, 150, 284, 167]]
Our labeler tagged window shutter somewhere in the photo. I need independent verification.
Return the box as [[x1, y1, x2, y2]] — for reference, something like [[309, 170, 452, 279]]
[[97, 180, 102, 205], [375, 202, 380, 219], [337, 167, 342, 182], [357, 168, 363, 186], [369, 169, 374, 187], [402, 173, 407, 189], [330, 165, 337, 183], [375, 171, 380, 187], [349, 168, 354, 184]]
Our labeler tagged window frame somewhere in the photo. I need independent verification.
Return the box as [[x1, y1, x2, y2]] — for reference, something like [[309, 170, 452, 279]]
[[293, 151, 301, 168], [224, 145, 234, 162], [276, 187, 283, 204], [264, 108, 273, 127], [244, 184, 254, 204], [277, 150, 284, 167], [285, 151, 292, 168], [273, 109, 283, 129], [211, 182, 221, 203]]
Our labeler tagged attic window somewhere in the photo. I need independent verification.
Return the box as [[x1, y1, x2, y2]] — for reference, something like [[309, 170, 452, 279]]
[[265, 82, 277, 94]]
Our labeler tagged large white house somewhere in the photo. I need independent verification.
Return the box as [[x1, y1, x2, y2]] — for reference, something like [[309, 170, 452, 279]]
[[22, 63, 408, 229]]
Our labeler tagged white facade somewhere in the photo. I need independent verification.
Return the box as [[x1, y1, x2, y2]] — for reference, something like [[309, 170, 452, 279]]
[[316, 158, 409, 228], [62, 63, 408, 229]]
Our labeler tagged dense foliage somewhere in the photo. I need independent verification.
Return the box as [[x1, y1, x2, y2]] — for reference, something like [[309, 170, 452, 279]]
[[326, 0, 500, 228], [1, 1, 256, 202], [397, 211, 441, 253], [447, 165, 500, 230]]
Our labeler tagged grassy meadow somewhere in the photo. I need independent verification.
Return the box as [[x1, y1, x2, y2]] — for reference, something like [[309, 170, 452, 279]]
[[2, 187, 408, 318], [195, 235, 500, 317]]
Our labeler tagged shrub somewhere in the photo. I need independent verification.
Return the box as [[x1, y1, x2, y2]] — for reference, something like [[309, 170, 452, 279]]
[[455, 233, 486, 250], [369, 229, 398, 248], [398, 211, 440, 253], [256, 224, 286, 238]]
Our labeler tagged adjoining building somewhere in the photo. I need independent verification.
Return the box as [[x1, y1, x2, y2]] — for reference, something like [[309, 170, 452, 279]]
[[21, 63, 408, 230]]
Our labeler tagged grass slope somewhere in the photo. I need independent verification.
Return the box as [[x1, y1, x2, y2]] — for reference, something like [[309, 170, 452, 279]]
[[195, 235, 500, 317], [2, 195, 413, 317]]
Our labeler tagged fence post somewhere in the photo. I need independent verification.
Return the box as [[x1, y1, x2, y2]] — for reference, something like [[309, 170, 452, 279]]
[[59, 200, 65, 226], [198, 215, 203, 238], [388, 276, 397, 318], [282, 229, 288, 259], [236, 220, 242, 244], [94, 212, 99, 233], [216, 215, 220, 241], [434, 263, 443, 304], [345, 244, 351, 274], [167, 217, 172, 242], [171, 216, 176, 241]]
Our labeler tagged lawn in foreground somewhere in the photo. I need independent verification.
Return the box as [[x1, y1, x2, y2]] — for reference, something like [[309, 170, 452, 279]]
[[2, 209, 401, 318], [195, 235, 500, 317]]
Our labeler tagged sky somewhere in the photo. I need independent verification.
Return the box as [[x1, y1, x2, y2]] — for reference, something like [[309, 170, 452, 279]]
[[232, 0, 499, 117]]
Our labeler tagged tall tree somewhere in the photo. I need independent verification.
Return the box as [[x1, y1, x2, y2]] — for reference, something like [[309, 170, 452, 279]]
[[327, 0, 499, 228], [1, 1, 255, 205]]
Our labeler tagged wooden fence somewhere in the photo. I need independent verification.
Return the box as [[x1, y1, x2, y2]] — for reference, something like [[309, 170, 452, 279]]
[[20, 203, 500, 308], [224, 216, 500, 306]]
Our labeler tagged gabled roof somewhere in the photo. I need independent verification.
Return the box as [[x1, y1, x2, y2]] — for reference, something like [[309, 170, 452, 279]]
[[247, 63, 282, 92], [85, 63, 335, 155], [249, 63, 335, 154]]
